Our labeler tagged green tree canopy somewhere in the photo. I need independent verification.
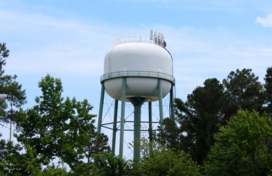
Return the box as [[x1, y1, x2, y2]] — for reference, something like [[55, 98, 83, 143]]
[[83, 130, 110, 165], [14, 74, 96, 170], [141, 148, 200, 176], [0, 42, 26, 128], [264, 67, 272, 115], [222, 68, 265, 118], [204, 110, 272, 176], [158, 69, 266, 165], [158, 78, 226, 164]]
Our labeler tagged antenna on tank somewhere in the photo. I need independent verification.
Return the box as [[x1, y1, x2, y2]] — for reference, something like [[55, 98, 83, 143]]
[[158, 32, 161, 45], [150, 30, 153, 40], [161, 34, 164, 46], [154, 31, 157, 43]]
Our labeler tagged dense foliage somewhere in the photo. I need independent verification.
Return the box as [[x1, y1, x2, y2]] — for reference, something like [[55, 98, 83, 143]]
[[264, 67, 272, 115], [141, 149, 200, 176], [204, 110, 272, 176], [0, 43, 26, 131], [157, 68, 266, 165], [2, 74, 110, 175]]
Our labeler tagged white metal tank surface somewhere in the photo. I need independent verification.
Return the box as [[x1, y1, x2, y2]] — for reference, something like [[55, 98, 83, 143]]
[[102, 40, 173, 102]]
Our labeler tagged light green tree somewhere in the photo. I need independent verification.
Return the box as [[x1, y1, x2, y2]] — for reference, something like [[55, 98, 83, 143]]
[[13, 74, 96, 170], [204, 110, 272, 176], [141, 148, 201, 176]]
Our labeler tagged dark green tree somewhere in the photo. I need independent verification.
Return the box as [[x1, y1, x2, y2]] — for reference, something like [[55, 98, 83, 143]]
[[93, 152, 132, 176], [0, 134, 7, 173], [0, 43, 26, 129], [204, 110, 272, 176], [67, 162, 98, 176], [83, 130, 110, 165], [158, 69, 267, 165], [14, 74, 96, 170], [158, 78, 226, 164], [222, 68, 265, 118], [156, 118, 181, 150], [264, 67, 272, 115]]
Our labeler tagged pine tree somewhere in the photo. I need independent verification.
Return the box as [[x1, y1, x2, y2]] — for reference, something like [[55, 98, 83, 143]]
[[264, 67, 272, 115], [222, 68, 265, 118], [0, 43, 26, 129]]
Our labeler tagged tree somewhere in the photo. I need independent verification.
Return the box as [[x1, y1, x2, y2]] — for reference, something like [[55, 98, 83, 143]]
[[5, 143, 69, 176], [264, 67, 272, 115], [67, 162, 98, 176], [158, 69, 267, 165], [204, 110, 272, 176], [158, 78, 226, 164], [0, 134, 7, 173], [3, 141, 43, 176], [156, 118, 181, 150], [0, 43, 26, 130], [222, 68, 265, 118], [83, 130, 110, 165], [93, 152, 132, 176], [15, 74, 96, 170], [141, 148, 200, 176]]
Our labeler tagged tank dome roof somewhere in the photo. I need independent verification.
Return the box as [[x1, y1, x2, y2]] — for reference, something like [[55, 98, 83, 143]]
[[104, 42, 172, 75]]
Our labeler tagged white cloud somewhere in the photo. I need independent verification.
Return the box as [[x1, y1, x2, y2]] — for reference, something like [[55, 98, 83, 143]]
[[256, 13, 272, 27]]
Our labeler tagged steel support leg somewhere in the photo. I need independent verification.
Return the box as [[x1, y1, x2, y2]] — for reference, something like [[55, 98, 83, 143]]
[[97, 83, 105, 134], [148, 102, 152, 142], [128, 97, 146, 163], [148, 101, 153, 156], [119, 78, 126, 159], [171, 85, 175, 123], [158, 79, 164, 132], [112, 100, 118, 155]]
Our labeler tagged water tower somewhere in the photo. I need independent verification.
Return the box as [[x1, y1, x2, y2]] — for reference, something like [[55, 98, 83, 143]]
[[97, 30, 175, 162]]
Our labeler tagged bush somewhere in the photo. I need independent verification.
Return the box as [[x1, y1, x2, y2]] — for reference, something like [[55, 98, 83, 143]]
[[141, 148, 200, 176]]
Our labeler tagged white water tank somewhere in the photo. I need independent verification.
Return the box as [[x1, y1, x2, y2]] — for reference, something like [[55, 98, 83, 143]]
[[102, 42, 173, 102]]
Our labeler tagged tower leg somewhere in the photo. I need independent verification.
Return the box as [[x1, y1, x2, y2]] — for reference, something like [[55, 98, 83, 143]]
[[148, 101, 153, 157], [171, 84, 175, 123], [148, 102, 152, 143], [97, 83, 105, 134], [128, 97, 146, 163], [112, 100, 118, 155], [119, 78, 126, 159], [158, 79, 164, 132]]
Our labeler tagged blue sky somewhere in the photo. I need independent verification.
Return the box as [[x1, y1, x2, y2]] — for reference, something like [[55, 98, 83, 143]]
[[1, 0, 272, 161]]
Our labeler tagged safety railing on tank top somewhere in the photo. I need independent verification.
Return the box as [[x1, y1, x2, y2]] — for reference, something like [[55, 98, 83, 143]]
[[113, 36, 166, 48], [100, 71, 175, 83]]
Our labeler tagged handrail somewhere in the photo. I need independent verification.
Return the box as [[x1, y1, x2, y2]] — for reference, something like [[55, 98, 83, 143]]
[[164, 48, 173, 76], [113, 36, 166, 48], [100, 71, 175, 83]]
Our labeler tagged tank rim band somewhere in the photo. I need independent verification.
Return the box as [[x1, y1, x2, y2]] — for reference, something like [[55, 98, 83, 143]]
[[100, 71, 175, 84]]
